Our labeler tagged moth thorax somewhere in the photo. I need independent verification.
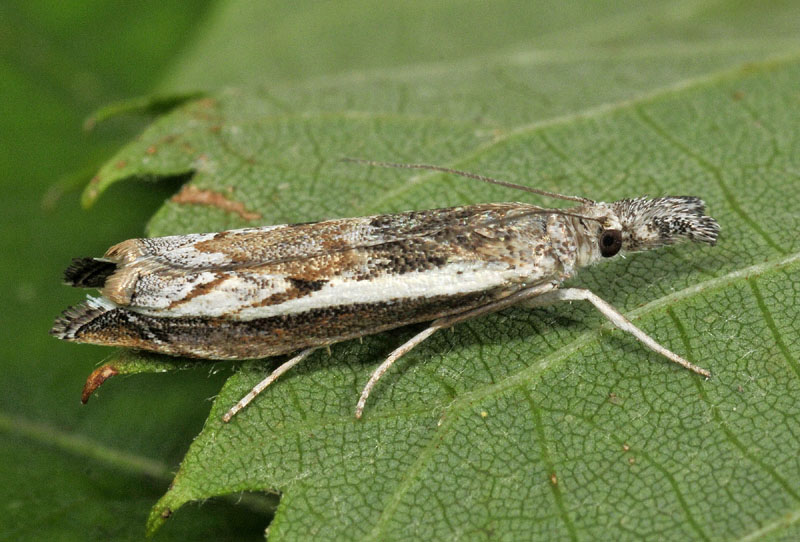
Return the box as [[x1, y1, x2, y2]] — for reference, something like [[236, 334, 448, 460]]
[[545, 214, 581, 271]]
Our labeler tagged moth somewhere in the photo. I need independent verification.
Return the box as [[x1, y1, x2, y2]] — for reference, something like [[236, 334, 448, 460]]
[[52, 160, 720, 422]]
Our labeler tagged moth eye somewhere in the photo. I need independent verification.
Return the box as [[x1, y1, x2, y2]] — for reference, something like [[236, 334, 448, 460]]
[[599, 229, 623, 257]]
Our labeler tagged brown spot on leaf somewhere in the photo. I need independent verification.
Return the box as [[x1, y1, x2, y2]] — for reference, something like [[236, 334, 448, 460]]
[[115, 160, 127, 170], [191, 98, 220, 121], [549, 473, 558, 486], [146, 145, 157, 155], [81, 364, 119, 403], [171, 185, 262, 221], [181, 143, 197, 155], [157, 134, 179, 145]]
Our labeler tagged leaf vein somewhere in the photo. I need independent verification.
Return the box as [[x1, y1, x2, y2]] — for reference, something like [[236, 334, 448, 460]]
[[523, 387, 579, 542], [734, 505, 800, 542], [668, 310, 800, 506], [545, 403, 712, 541], [747, 278, 800, 380]]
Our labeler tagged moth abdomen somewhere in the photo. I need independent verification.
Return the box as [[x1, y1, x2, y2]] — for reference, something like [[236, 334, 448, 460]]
[[64, 258, 118, 288]]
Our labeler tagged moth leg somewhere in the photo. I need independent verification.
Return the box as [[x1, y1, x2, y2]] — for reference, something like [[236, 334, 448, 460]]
[[355, 326, 439, 419], [223, 347, 318, 422], [535, 288, 711, 378], [355, 282, 558, 419]]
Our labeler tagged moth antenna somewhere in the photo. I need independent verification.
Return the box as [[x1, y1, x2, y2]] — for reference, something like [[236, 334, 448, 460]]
[[342, 157, 593, 204]]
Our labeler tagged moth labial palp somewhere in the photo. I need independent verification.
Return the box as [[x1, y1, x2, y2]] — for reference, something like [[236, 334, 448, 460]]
[[51, 160, 720, 422]]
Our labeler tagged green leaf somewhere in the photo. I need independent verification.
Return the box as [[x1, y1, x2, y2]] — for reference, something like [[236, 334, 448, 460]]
[[18, 1, 800, 540], [91, 42, 800, 542]]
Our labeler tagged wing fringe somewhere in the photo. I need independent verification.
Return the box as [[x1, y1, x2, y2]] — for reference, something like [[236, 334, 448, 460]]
[[50, 297, 116, 340]]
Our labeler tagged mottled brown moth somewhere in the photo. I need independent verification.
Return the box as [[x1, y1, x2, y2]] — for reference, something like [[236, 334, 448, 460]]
[[52, 160, 720, 421]]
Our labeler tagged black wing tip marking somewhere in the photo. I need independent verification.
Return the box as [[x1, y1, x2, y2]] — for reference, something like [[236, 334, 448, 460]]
[[63, 258, 117, 288]]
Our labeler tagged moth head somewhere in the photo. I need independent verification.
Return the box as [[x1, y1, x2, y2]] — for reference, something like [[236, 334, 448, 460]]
[[603, 196, 719, 256]]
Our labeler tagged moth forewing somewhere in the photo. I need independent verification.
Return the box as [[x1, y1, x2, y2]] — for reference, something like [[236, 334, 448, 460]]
[[52, 162, 719, 421]]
